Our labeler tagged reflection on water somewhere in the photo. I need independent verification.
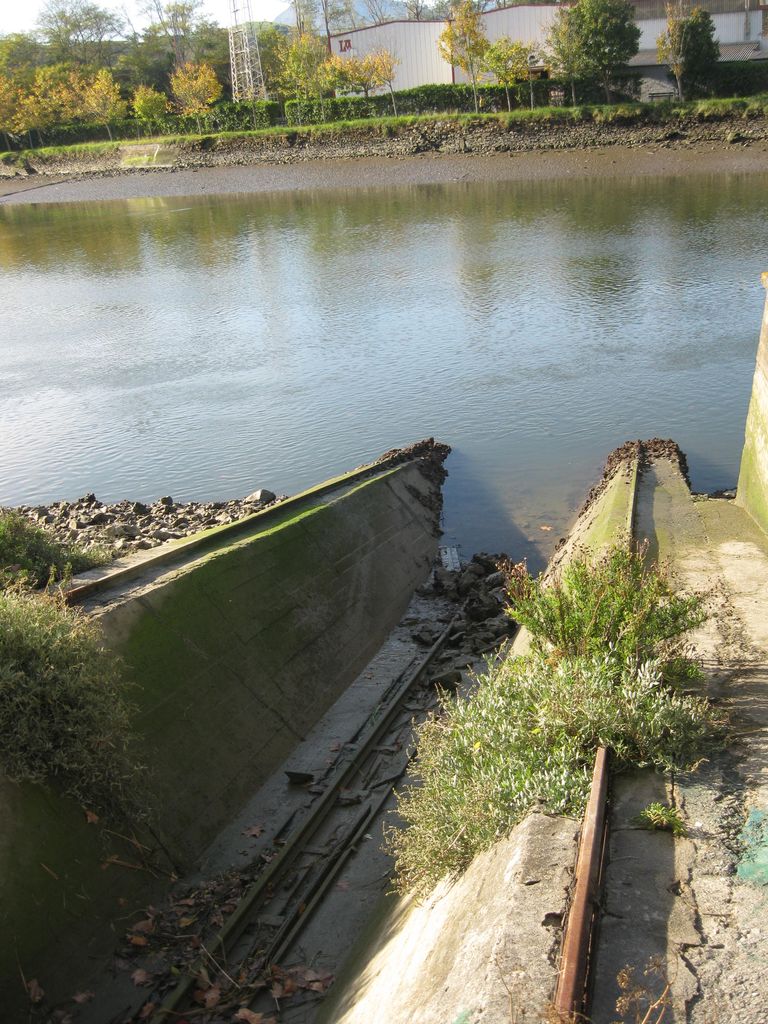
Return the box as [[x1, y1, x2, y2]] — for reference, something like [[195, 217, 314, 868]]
[[1, 175, 766, 569]]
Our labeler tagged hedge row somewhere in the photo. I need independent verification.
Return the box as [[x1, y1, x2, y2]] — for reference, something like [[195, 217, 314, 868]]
[[284, 77, 642, 125], [4, 99, 281, 150], [709, 60, 768, 98]]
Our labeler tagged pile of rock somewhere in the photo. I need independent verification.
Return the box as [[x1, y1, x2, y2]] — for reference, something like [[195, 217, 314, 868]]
[[10, 487, 282, 557], [414, 551, 515, 659]]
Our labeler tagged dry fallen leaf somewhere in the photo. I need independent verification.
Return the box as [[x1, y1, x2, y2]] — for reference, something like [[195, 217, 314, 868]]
[[27, 979, 44, 1004], [138, 1001, 156, 1020], [233, 1010, 276, 1023], [270, 974, 298, 1000], [204, 984, 222, 1009], [129, 935, 149, 947], [241, 824, 265, 839], [178, 915, 197, 928], [131, 919, 155, 934], [84, 809, 99, 825], [72, 991, 95, 1004], [131, 968, 153, 987]]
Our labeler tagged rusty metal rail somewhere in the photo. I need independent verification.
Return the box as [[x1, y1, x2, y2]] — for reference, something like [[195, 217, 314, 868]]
[[554, 746, 610, 1020], [554, 452, 640, 1019]]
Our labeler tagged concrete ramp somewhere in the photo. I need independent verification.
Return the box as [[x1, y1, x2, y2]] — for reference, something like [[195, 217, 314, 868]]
[[592, 449, 768, 1023], [0, 444, 447, 1015], [321, 444, 641, 1024]]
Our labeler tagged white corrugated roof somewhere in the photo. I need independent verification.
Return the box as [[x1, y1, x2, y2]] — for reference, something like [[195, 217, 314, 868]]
[[630, 41, 766, 66]]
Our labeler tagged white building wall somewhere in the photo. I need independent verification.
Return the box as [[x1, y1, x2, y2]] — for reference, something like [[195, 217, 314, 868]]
[[482, 4, 559, 45], [331, 21, 451, 91], [331, 7, 766, 94], [452, 4, 559, 84], [637, 10, 763, 47]]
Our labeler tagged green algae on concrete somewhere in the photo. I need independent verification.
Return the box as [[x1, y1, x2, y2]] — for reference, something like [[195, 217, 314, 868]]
[[737, 272, 768, 536], [0, 457, 442, 1016]]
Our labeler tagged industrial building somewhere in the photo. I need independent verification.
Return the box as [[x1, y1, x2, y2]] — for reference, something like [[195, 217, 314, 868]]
[[329, 1, 768, 98]]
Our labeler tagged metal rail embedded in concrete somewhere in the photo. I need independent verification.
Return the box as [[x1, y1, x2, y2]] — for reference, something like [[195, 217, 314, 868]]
[[554, 450, 640, 1019], [555, 746, 610, 1019]]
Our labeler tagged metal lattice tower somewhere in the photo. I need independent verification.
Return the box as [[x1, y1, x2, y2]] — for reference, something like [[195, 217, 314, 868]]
[[229, 0, 266, 102]]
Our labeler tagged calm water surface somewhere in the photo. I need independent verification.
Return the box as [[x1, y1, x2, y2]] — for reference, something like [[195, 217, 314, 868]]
[[2, 175, 767, 569]]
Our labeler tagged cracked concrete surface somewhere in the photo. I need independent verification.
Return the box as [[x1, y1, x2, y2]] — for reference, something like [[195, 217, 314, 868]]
[[591, 457, 768, 1024]]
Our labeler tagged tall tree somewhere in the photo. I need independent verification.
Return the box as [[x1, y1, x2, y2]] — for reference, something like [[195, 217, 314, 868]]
[[657, 2, 718, 100], [255, 24, 288, 96], [406, 0, 430, 19], [568, 0, 640, 103], [79, 67, 126, 138], [142, 0, 202, 68], [481, 36, 533, 111], [546, 6, 589, 104], [115, 22, 173, 93], [278, 32, 327, 101], [170, 60, 222, 130], [363, 0, 392, 25], [293, 0, 320, 36], [684, 7, 719, 95], [0, 34, 46, 87], [369, 47, 399, 114], [37, 0, 124, 67], [438, 0, 489, 114], [0, 75, 20, 149]]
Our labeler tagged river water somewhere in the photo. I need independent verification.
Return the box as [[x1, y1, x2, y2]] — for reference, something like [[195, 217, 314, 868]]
[[2, 173, 766, 569]]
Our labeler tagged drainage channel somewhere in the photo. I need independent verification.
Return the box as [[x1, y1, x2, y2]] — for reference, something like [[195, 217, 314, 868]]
[[134, 576, 515, 1024]]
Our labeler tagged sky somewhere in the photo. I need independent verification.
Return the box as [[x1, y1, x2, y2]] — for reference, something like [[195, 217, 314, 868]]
[[0, 0, 290, 37]]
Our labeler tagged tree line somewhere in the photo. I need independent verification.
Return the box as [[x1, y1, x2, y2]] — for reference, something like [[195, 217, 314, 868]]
[[0, 0, 725, 149]]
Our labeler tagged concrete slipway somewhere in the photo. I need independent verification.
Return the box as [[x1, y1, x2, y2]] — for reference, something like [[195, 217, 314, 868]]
[[316, 277, 768, 1024], [5, 277, 768, 1023]]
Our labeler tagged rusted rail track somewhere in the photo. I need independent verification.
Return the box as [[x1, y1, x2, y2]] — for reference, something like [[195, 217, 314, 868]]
[[150, 611, 468, 1023]]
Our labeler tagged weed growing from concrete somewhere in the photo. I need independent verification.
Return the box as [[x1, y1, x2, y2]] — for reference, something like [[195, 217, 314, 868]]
[[389, 653, 719, 896], [389, 545, 719, 897], [0, 510, 108, 588], [614, 958, 671, 1023], [635, 802, 687, 837], [0, 581, 143, 819], [504, 544, 705, 682]]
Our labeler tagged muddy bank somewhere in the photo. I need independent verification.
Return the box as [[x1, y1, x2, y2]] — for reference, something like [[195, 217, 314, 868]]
[[2, 116, 768, 204]]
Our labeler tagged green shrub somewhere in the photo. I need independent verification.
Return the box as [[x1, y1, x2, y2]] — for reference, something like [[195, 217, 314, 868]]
[[2, 99, 281, 151], [389, 652, 719, 896], [0, 583, 141, 818], [389, 544, 717, 896], [0, 510, 108, 588], [504, 544, 704, 678]]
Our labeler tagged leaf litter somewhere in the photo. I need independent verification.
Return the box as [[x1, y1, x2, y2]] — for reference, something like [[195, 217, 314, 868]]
[[97, 866, 335, 1022]]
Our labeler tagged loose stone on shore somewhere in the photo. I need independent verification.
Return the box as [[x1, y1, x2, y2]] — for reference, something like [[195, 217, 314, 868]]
[[8, 488, 285, 557]]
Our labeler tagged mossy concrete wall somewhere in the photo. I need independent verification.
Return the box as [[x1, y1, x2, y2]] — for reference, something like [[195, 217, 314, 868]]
[[94, 461, 440, 864], [0, 457, 440, 1013], [737, 273, 768, 535]]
